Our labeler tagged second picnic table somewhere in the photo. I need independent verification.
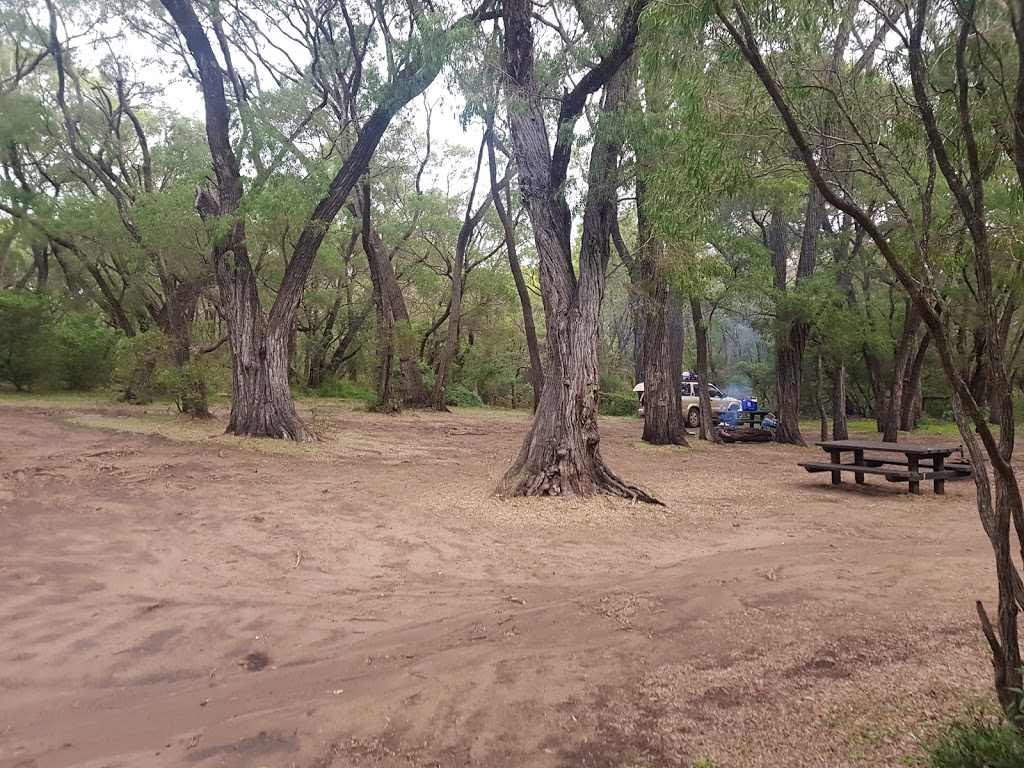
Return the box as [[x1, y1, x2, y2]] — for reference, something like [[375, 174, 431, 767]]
[[799, 439, 965, 495]]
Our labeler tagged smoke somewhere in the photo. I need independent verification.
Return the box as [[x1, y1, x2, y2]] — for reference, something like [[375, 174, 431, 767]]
[[724, 379, 752, 401]]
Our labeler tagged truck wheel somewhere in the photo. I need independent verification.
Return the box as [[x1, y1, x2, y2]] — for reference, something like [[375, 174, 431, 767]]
[[687, 408, 700, 428]]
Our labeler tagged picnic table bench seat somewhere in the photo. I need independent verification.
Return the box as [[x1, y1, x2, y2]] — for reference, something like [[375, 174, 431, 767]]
[[860, 456, 973, 476]]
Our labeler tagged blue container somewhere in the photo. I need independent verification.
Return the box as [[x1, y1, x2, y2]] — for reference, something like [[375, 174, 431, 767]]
[[742, 398, 758, 411]]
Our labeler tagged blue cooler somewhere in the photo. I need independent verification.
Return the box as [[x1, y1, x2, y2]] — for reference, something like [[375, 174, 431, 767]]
[[742, 398, 758, 411]]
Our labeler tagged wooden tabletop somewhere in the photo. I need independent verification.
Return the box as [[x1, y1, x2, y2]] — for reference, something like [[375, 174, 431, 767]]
[[815, 439, 958, 456]]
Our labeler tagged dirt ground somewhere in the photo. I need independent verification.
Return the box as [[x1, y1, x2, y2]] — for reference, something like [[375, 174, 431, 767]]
[[0, 398, 1002, 768]]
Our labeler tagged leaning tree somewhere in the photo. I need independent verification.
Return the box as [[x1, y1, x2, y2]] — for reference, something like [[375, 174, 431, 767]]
[[712, 0, 1024, 723]]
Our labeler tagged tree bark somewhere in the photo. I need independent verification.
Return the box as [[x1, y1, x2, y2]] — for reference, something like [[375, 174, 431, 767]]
[[497, 0, 657, 502], [767, 206, 802, 445], [900, 332, 931, 431]]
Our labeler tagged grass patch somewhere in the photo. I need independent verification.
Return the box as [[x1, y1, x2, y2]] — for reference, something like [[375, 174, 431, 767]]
[[925, 717, 1024, 768]]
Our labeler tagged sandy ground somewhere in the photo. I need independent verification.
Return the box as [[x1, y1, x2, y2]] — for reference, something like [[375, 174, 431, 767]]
[[0, 399, 1002, 768]]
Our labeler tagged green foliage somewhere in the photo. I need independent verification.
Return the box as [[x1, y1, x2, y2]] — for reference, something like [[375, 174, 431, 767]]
[[445, 383, 485, 408], [154, 361, 214, 415], [599, 391, 639, 417], [52, 312, 121, 390], [114, 331, 173, 404], [0, 291, 57, 389], [926, 718, 1024, 768], [297, 378, 376, 402], [0, 293, 121, 392]]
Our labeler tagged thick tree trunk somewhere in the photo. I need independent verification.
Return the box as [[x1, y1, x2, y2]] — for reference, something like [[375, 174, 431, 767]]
[[487, 125, 542, 410], [832, 359, 849, 440], [218, 233, 314, 440], [692, 298, 721, 444], [498, 1, 655, 501], [640, 280, 687, 446]]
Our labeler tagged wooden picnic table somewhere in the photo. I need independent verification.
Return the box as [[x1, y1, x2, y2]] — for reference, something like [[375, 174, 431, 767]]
[[717, 409, 773, 428], [799, 439, 966, 495]]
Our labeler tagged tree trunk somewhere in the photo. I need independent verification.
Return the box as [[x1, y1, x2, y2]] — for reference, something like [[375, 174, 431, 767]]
[[487, 124, 542, 410], [217, 235, 314, 439], [815, 355, 828, 441], [881, 301, 922, 442], [640, 279, 687, 446], [498, 0, 656, 501], [637, 181, 687, 446], [900, 331, 930, 431], [832, 359, 848, 440], [357, 181, 430, 409], [767, 206, 803, 446], [692, 298, 721, 444]]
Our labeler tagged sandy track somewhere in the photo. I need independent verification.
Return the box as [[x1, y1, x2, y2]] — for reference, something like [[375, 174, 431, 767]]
[[0, 403, 997, 767]]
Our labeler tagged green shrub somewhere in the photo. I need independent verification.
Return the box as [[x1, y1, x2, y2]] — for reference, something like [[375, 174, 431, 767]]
[[114, 331, 173, 404], [155, 360, 214, 416], [295, 378, 376, 402], [0, 291, 57, 389], [53, 313, 121, 390], [927, 718, 1024, 768], [445, 383, 485, 408], [600, 391, 639, 416]]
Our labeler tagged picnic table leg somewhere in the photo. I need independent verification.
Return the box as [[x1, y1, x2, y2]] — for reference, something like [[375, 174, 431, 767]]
[[933, 455, 946, 495], [829, 448, 842, 485], [908, 455, 920, 495], [853, 449, 865, 484]]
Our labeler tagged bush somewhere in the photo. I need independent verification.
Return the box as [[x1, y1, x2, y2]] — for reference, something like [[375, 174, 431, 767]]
[[927, 718, 1024, 768], [445, 383, 484, 408], [53, 313, 121, 390], [599, 391, 639, 416], [297, 378, 376, 402], [155, 360, 215, 416], [0, 291, 57, 389], [114, 331, 173, 404]]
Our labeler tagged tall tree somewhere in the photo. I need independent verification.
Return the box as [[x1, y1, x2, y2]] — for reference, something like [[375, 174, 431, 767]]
[[497, 0, 659, 501], [158, 0, 475, 439]]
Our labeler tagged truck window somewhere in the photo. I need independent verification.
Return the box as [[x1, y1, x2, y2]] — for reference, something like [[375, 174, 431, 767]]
[[708, 385, 723, 398], [680, 383, 691, 396]]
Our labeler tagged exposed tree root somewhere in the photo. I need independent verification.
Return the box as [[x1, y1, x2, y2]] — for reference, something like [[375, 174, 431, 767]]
[[498, 450, 663, 505]]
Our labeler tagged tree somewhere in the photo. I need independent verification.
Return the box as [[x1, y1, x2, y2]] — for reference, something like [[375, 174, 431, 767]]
[[712, 0, 1024, 723], [497, 0, 659, 501], [157, 0, 477, 439]]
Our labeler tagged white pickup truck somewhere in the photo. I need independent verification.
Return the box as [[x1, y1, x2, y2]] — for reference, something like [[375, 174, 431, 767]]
[[633, 378, 742, 427]]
